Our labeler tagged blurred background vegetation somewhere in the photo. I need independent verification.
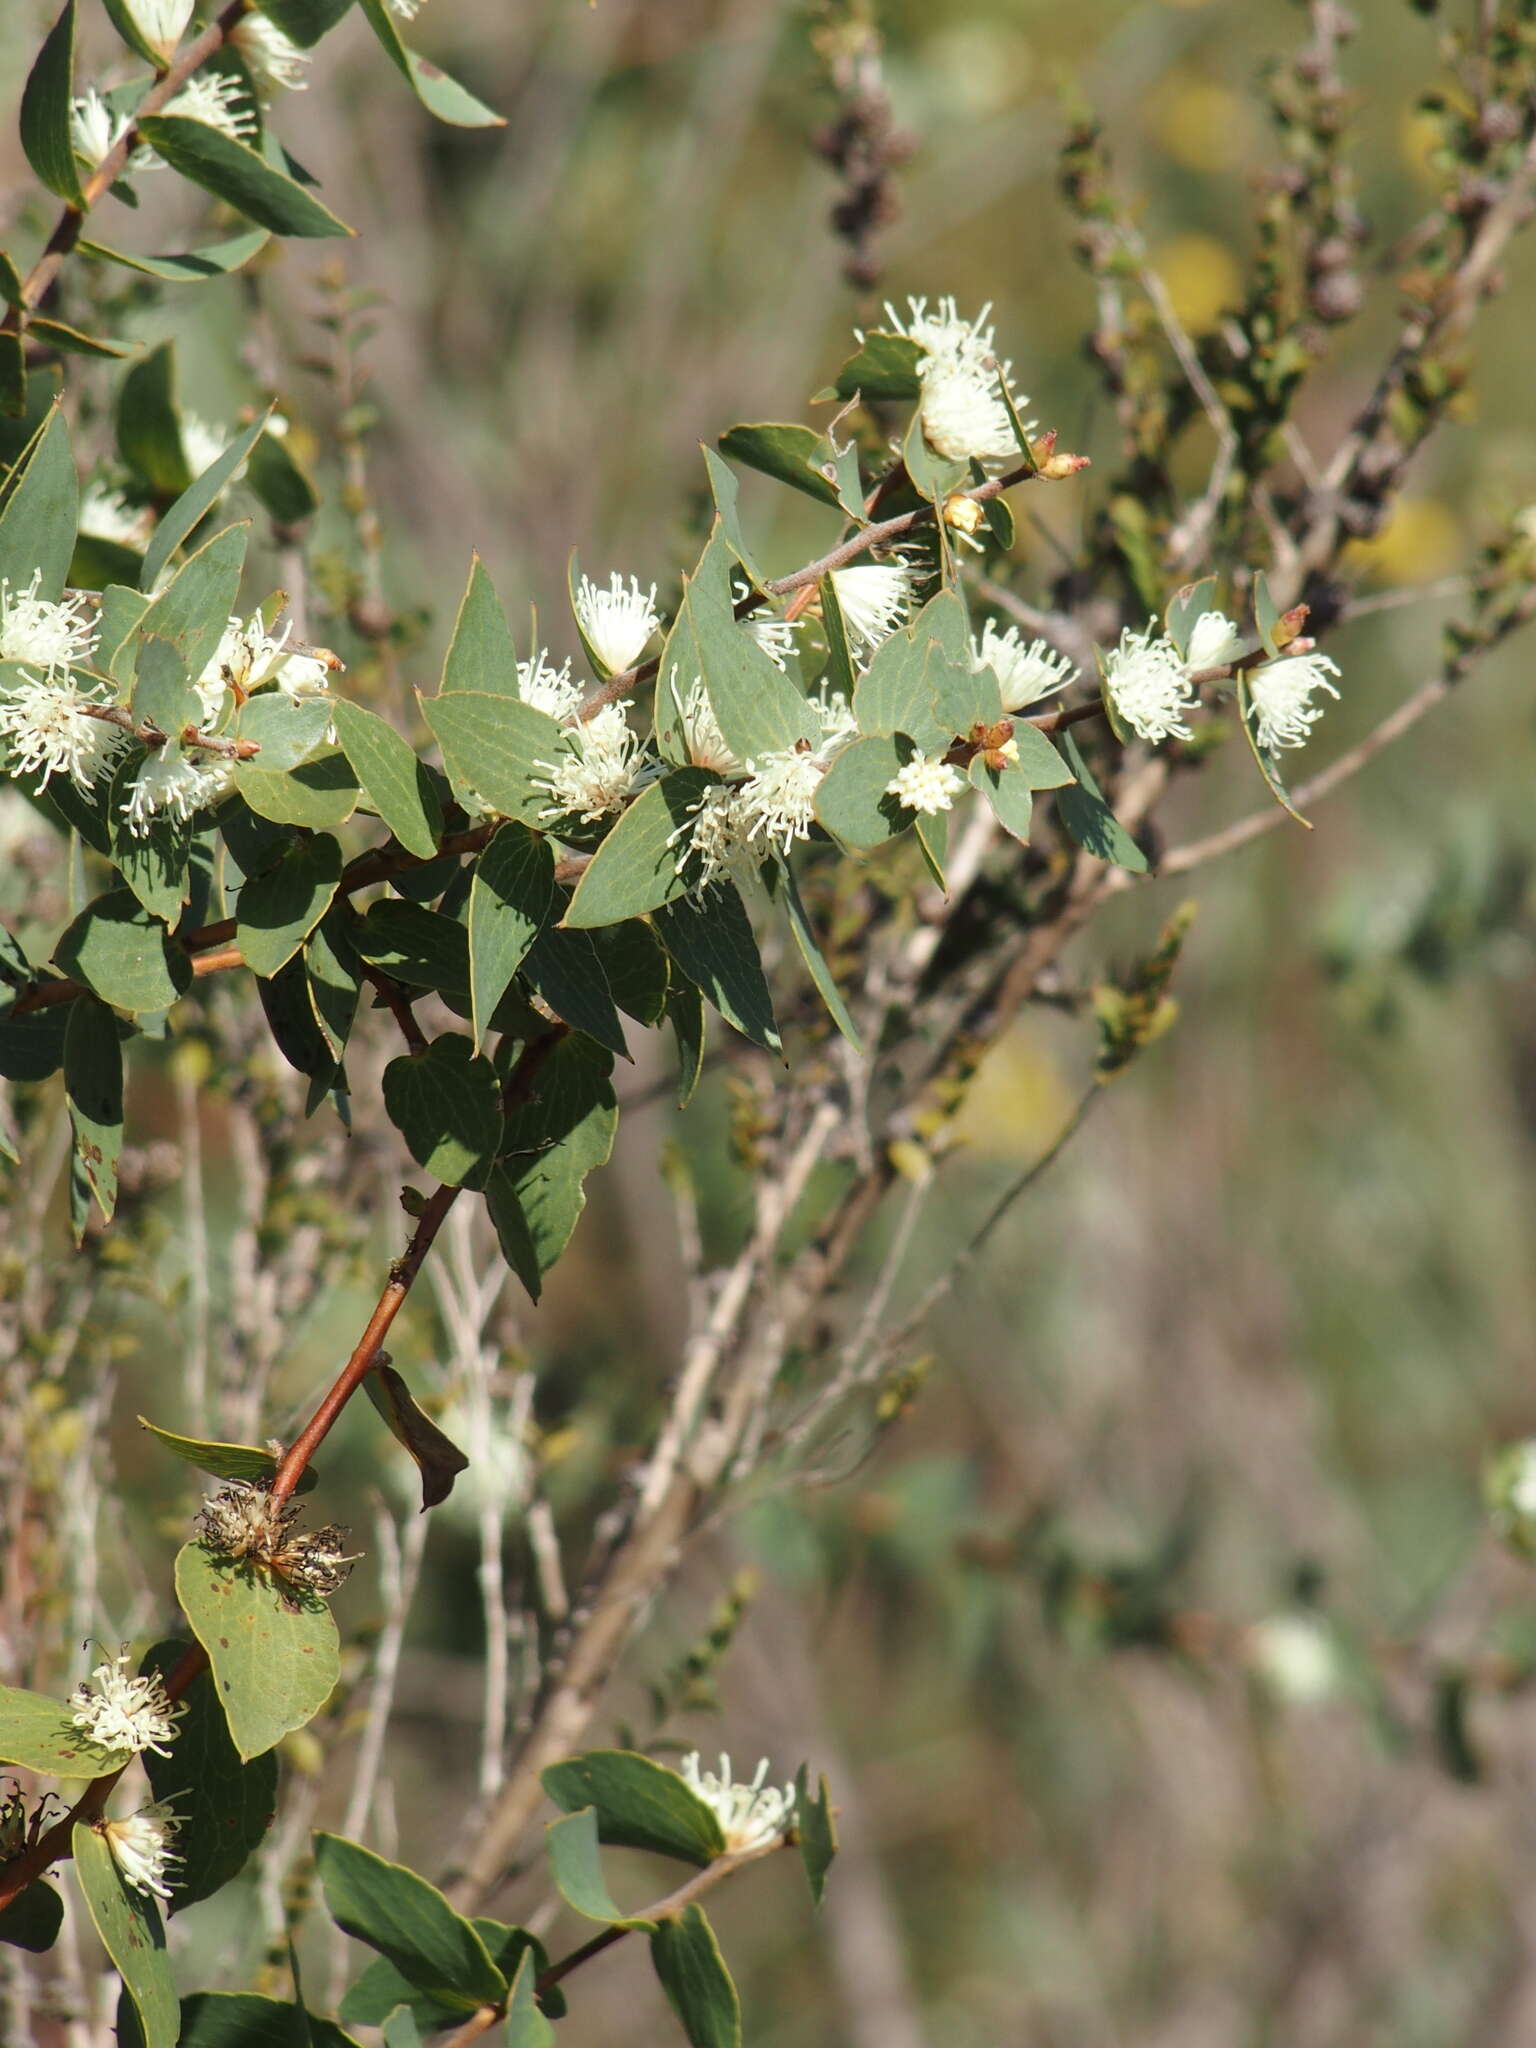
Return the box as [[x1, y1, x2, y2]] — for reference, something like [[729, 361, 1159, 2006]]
[[8, 0, 1536, 2041]]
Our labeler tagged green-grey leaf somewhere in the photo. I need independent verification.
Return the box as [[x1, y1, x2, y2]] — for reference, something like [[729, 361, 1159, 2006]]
[[331, 699, 442, 860], [140, 1640, 278, 1910], [441, 556, 518, 696], [136, 117, 353, 238], [497, 1031, 618, 1280], [969, 755, 1034, 842], [0, 1683, 130, 1779], [793, 1765, 837, 1905], [79, 229, 271, 283], [116, 342, 187, 495], [701, 445, 771, 592], [236, 752, 360, 830], [141, 416, 266, 592], [354, 900, 469, 995], [563, 771, 715, 928], [541, 1751, 727, 1867], [356, 0, 505, 127], [468, 822, 555, 1044], [176, 1993, 364, 2048], [1053, 730, 1149, 873], [718, 421, 847, 510], [235, 691, 333, 772], [73, 1823, 178, 2048], [237, 833, 343, 980], [826, 329, 923, 402], [544, 1808, 654, 1928], [138, 1414, 318, 1494], [64, 995, 123, 1229], [422, 689, 563, 827], [21, 2, 83, 206], [129, 634, 201, 739], [650, 1906, 741, 2048], [0, 404, 76, 600], [780, 866, 862, 1050], [382, 1034, 502, 1186], [54, 890, 192, 1013], [0, 1877, 63, 1953], [653, 891, 779, 1052], [173, 1541, 341, 1762], [138, 519, 249, 681], [813, 733, 908, 851], [313, 1832, 508, 2008], [521, 925, 629, 1059]]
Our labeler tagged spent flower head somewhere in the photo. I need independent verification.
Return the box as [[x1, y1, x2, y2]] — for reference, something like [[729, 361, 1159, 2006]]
[[1103, 620, 1199, 745], [574, 572, 660, 676], [197, 1479, 359, 1599], [973, 620, 1076, 712], [69, 1646, 185, 1759], [1248, 650, 1341, 752], [102, 1802, 182, 1904], [679, 1752, 796, 1853]]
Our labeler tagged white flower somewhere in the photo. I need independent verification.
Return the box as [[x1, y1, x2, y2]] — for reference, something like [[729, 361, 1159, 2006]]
[[829, 565, 916, 656], [1508, 1441, 1536, 1521], [122, 749, 234, 835], [79, 485, 151, 549], [881, 297, 1032, 464], [232, 14, 311, 95], [737, 743, 825, 859], [178, 410, 243, 484], [886, 749, 964, 816], [1102, 620, 1198, 744], [743, 613, 801, 672], [388, 0, 426, 16], [679, 1753, 796, 1854], [574, 572, 659, 677], [1247, 1614, 1339, 1708], [69, 1647, 185, 1759], [670, 781, 756, 893], [0, 573, 97, 674], [517, 648, 582, 721], [103, 1803, 182, 1904], [536, 703, 645, 822], [812, 687, 857, 751], [197, 613, 333, 727], [1248, 650, 1341, 752], [972, 620, 1075, 712], [0, 674, 123, 794], [675, 674, 740, 774], [166, 71, 257, 143], [125, 0, 194, 50], [1183, 609, 1245, 673], [71, 88, 157, 175]]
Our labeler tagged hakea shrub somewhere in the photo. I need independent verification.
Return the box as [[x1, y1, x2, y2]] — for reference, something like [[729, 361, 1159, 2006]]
[[1, 2, 1536, 2045]]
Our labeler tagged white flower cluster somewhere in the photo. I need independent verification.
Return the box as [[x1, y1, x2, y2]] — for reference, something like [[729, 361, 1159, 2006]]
[[679, 1752, 797, 1854], [69, 1646, 185, 1759], [536, 703, 647, 824], [972, 619, 1076, 712], [1101, 604, 1341, 754], [884, 297, 1033, 465]]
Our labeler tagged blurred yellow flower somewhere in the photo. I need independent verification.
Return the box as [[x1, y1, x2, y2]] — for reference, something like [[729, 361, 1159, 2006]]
[[1151, 233, 1242, 333], [1152, 79, 1251, 172], [1348, 497, 1461, 582], [950, 1029, 1071, 1161]]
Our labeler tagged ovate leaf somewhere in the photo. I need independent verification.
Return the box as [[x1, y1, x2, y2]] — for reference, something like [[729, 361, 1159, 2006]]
[[468, 822, 555, 1044], [73, 1823, 177, 2048], [0, 404, 76, 599], [173, 1541, 341, 1762], [650, 1907, 741, 2048], [541, 1751, 726, 1867], [331, 698, 443, 859], [136, 117, 353, 238], [21, 2, 83, 206], [0, 1684, 131, 1779], [357, 0, 505, 127], [64, 995, 124, 1229], [54, 890, 193, 1013], [562, 770, 714, 927], [313, 1833, 508, 2009], [382, 1034, 502, 1186]]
